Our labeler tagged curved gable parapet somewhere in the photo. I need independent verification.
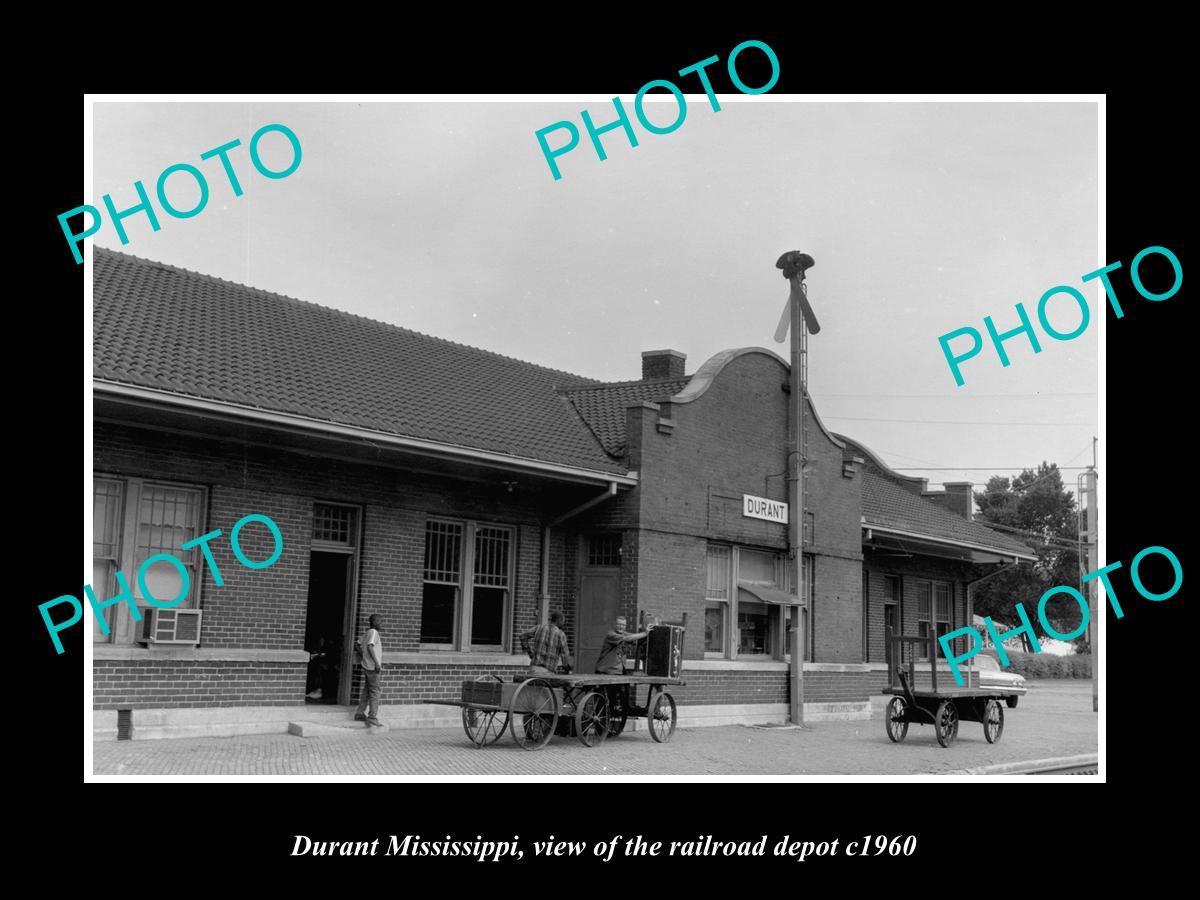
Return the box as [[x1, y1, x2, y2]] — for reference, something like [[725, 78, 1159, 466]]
[[834, 433, 927, 488], [806, 399, 846, 450], [671, 347, 787, 405], [671, 346, 845, 449]]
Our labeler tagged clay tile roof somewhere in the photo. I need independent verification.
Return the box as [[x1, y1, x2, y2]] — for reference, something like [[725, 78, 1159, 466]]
[[861, 471, 1034, 557], [563, 378, 692, 458], [92, 248, 625, 474]]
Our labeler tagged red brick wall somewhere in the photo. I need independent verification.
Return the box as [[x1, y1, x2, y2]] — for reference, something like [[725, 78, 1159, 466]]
[[862, 551, 978, 664], [673, 669, 788, 705], [349, 663, 532, 706], [93, 656, 960, 711], [608, 351, 867, 662], [93, 422, 596, 658], [803, 670, 876, 703], [810, 556, 865, 662], [673, 669, 879, 705], [94, 659, 305, 709], [635, 530, 707, 656], [201, 486, 311, 648]]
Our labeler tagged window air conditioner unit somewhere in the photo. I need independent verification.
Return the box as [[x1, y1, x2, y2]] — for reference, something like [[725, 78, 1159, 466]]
[[138, 608, 203, 645]]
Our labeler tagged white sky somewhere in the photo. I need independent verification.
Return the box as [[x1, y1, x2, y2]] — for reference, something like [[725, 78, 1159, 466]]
[[91, 99, 1099, 490]]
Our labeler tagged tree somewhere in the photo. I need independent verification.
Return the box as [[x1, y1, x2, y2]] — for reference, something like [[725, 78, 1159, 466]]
[[972, 462, 1084, 649]]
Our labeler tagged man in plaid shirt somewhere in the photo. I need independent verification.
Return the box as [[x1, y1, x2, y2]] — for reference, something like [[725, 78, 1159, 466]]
[[520, 611, 572, 674]]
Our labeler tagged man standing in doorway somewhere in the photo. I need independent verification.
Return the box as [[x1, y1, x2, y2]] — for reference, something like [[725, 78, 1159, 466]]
[[353, 614, 384, 727]]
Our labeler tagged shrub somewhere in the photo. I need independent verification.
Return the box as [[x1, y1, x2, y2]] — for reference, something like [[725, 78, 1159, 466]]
[[1002, 651, 1092, 678]]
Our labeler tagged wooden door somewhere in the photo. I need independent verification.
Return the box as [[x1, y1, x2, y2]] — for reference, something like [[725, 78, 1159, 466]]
[[577, 572, 620, 675]]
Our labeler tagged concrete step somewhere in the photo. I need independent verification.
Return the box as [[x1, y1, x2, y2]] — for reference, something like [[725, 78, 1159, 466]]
[[288, 718, 390, 737]]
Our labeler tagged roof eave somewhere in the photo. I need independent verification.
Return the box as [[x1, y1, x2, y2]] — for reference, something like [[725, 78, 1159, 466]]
[[93, 379, 638, 487], [862, 522, 1036, 562]]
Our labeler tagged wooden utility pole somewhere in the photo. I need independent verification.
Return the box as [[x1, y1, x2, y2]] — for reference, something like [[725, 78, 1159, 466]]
[[1078, 440, 1098, 713], [1084, 465, 1098, 712]]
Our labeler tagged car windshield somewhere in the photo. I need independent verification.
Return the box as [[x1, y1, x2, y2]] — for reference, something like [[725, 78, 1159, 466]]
[[976, 656, 999, 670]]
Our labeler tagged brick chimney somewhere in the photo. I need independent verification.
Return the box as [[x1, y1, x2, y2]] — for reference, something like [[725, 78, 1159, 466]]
[[922, 482, 974, 520], [641, 349, 686, 380]]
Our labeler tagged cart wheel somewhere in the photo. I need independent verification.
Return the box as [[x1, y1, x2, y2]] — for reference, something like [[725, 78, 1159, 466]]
[[606, 688, 629, 738], [509, 678, 559, 751], [647, 690, 677, 743], [885, 696, 909, 743], [934, 700, 959, 748], [574, 691, 610, 747], [1005, 695, 1019, 709], [461, 707, 509, 747], [983, 699, 1005, 744]]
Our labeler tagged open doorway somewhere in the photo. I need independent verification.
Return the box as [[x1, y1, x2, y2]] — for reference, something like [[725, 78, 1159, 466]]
[[305, 503, 361, 705]]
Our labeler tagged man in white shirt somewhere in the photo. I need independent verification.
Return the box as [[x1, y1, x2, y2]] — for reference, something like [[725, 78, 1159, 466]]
[[353, 614, 384, 727]]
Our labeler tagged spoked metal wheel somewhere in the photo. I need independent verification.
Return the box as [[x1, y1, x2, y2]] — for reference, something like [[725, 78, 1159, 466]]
[[462, 707, 509, 747], [606, 687, 628, 738], [647, 690, 677, 743], [509, 678, 560, 751], [935, 700, 959, 748], [574, 691, 610, 747], [885, 696, 909, 743], [983, 699, 1005, 744]]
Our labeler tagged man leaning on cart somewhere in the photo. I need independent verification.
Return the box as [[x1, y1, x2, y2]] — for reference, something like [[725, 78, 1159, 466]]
[[520, 611, 572, 675], [595, 616, 650, 675]]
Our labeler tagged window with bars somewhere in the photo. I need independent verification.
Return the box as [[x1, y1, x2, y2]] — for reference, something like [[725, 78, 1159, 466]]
[[472, 526, 511, 646], [92, 477, 206, 645], [421, 521, 462, 645], [586, 533, 622, 567], [420, 519, 513, 649], [93, 479, 124, 642]]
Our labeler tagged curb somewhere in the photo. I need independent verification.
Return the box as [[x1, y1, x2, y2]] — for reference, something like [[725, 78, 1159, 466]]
[[947, 754, 1099, 775]]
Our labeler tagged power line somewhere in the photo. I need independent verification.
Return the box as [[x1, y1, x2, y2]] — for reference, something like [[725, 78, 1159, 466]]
[[974, 520, 1080, 549], [815, 391, 1098, 399], [825, 415, 1097, 426], [894, 466, 1093, 471]]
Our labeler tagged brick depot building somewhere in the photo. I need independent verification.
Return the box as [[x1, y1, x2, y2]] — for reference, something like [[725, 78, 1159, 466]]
[[91, 249, 1033, 740]]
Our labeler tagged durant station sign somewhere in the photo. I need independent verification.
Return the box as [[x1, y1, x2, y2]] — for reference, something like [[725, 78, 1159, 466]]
[[743, 494, 788, 525]]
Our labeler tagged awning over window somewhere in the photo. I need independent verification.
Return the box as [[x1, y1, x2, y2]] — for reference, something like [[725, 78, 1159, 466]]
[[737, 583, 800, 606]]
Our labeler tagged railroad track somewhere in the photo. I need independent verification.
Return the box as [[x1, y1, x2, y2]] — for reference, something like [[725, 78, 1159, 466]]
[[951, 754, 1099, 776], [1024, 759, 1098, 775]]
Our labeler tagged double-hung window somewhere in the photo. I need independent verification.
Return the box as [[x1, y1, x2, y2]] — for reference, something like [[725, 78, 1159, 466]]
[[935, 582, 953, 653], [916, 579, 954, 658], [92, 476, 207, 645], [420, 518, 513, 651], [916, 580, 933, 659], [705, 544, 800, 660], [704, 545, 732, 656]]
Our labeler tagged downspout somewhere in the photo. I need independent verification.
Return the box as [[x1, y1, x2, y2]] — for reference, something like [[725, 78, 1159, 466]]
[[539, 482, 619, 623]]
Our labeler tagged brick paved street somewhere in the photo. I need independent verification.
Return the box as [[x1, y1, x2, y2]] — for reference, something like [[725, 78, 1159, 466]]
[[92, 681, 1097, 776]]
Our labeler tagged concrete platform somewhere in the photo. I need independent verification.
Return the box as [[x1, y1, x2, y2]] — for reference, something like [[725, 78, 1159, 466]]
[[289, 719, 390, 737], [96, 699, 871, 741], [92, 682, 1100, 776]]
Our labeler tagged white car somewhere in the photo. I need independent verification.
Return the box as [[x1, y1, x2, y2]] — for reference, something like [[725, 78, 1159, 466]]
[[974, 655, 1028, 707]]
